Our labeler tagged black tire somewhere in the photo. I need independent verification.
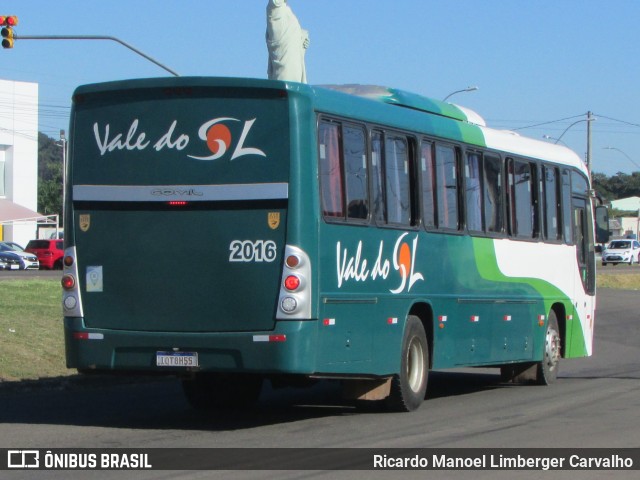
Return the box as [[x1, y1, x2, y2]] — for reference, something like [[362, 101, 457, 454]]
[[386, 316, 429, 412], [536, 311, 561, 385], [181, 373, 263, 410], [601, 262, 607, 266]]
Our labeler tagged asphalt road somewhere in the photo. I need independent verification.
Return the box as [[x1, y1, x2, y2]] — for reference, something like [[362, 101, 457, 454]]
[[1, 289, 639, 480]]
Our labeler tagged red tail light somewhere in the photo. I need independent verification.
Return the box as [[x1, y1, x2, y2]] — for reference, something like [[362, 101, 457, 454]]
[[61, 274, 76, 290], [284, 275, 300, 291]]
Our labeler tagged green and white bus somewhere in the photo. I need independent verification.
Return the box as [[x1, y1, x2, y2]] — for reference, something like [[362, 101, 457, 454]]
[[62, 77, 608, 411]]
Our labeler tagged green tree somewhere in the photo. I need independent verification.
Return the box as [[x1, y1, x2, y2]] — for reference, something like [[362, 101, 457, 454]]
[[37, 132, 63, 221], [592, 170, 640, 200]]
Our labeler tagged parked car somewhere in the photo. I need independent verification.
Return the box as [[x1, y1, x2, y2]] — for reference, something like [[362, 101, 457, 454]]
[[25, 239, 64, 270], [601, 239, 640, 266], [0, 251, 22, 270], [0, 242, 40, 270]]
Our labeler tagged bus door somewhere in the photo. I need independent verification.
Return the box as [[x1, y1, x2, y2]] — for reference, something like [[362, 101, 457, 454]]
[[571, 173, 595, 296], [567, 171, 595, 355]]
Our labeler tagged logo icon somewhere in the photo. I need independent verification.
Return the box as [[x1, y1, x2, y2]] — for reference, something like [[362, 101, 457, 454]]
[[268, 212, 281, 230], [79, 214, 91, 232], [8, 450, 40, 469], [188, 117, 267, 161]]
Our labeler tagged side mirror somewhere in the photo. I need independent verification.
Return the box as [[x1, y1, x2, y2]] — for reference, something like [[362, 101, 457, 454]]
[[595, 205, 610, 244]]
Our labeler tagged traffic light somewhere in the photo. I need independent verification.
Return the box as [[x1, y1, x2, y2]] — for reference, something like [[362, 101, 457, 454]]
[[1, 15, 18, 49]]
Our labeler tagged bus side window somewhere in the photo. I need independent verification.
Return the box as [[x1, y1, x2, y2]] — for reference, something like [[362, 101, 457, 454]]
[[508, 158, 535, 239], [420, 140, 436, 228], [385, 134, 412, 226], [465, 151, 483, 232], [435, 144, 459, 230], [319, 121, 344, 219], [344, 124, 368, 220], [561, 169, 573, 243], [543, 165, 561, 240], [484, 155, 503, 233], [371, 131, 387, 224]]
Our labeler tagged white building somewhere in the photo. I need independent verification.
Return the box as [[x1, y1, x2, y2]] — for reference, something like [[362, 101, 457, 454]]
[[610, 196, 640, 212], [609, 196, 640, 239], [0, 78, 40, 247]]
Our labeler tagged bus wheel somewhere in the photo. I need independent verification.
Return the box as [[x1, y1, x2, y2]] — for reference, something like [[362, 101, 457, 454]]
[[536, 311, 561, 385], [386, 316, 429, 412], [181, 373, 263, 410]]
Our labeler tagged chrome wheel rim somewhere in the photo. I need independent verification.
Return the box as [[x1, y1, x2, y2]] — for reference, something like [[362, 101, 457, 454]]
[[407, 337, 426, 392], [545, 327, 561, 372]]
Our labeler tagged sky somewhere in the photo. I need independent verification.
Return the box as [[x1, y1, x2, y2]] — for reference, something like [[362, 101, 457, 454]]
[[2, 0, 640, 176]]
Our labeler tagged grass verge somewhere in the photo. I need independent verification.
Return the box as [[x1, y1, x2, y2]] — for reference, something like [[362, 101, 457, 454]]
[[0, 280, 71, 381]]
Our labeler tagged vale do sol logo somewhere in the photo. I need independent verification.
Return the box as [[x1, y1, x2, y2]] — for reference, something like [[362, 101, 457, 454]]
[[336, 233, 424, 294], [92, 117, 267, 161]]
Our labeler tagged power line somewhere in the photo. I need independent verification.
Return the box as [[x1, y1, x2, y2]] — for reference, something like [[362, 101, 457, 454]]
[[593, 114, 640, 129], [509, 114, 586, 131]]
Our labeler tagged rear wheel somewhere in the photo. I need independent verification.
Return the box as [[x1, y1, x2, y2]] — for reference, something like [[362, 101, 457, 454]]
[[181, 373, 263, 410], [536, 311, 561, 385], [386, 316, 429, 412]]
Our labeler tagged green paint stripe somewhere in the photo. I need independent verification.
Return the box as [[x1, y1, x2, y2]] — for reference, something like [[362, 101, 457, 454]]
[[471, 237, 588, 357]]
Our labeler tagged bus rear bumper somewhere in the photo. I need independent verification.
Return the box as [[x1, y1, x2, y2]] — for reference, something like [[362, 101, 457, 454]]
[[64, 317, 318, 375]]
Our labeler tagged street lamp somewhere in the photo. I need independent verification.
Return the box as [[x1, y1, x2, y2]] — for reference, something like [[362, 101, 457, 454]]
[[443, 86, 478, 102], [549, 113, 596, 175], [553, 117, 594, 145], [542, 135, 567, 146], [602, 146, 640, 170]]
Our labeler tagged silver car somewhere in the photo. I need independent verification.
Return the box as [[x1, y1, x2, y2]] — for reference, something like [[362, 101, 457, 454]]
[[602, 239, 640, 266]]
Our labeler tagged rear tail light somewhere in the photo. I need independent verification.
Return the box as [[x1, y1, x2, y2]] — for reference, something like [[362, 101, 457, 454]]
[[285, 255, 300, 268], [61, 274, 76, 290], [62, 247, 84, 317], [276, 245, 312, 320], [284, 275, 301, 291]]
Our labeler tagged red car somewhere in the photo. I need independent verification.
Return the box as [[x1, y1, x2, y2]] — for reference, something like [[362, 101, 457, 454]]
[[25, 239, 64, 270]]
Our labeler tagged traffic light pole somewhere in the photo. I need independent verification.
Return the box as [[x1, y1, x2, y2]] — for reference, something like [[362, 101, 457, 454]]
[[14, 34, 179, 77]]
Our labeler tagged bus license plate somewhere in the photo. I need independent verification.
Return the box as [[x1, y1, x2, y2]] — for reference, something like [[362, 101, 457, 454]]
[[156, 351, 199, 367]]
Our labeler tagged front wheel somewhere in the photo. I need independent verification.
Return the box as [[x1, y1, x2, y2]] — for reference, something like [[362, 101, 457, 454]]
[[386, 316, 429, 412], [536, 311, 561, 385]]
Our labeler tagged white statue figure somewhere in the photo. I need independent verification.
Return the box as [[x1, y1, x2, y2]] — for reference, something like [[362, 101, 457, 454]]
[[266, 0, 309, 83]]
